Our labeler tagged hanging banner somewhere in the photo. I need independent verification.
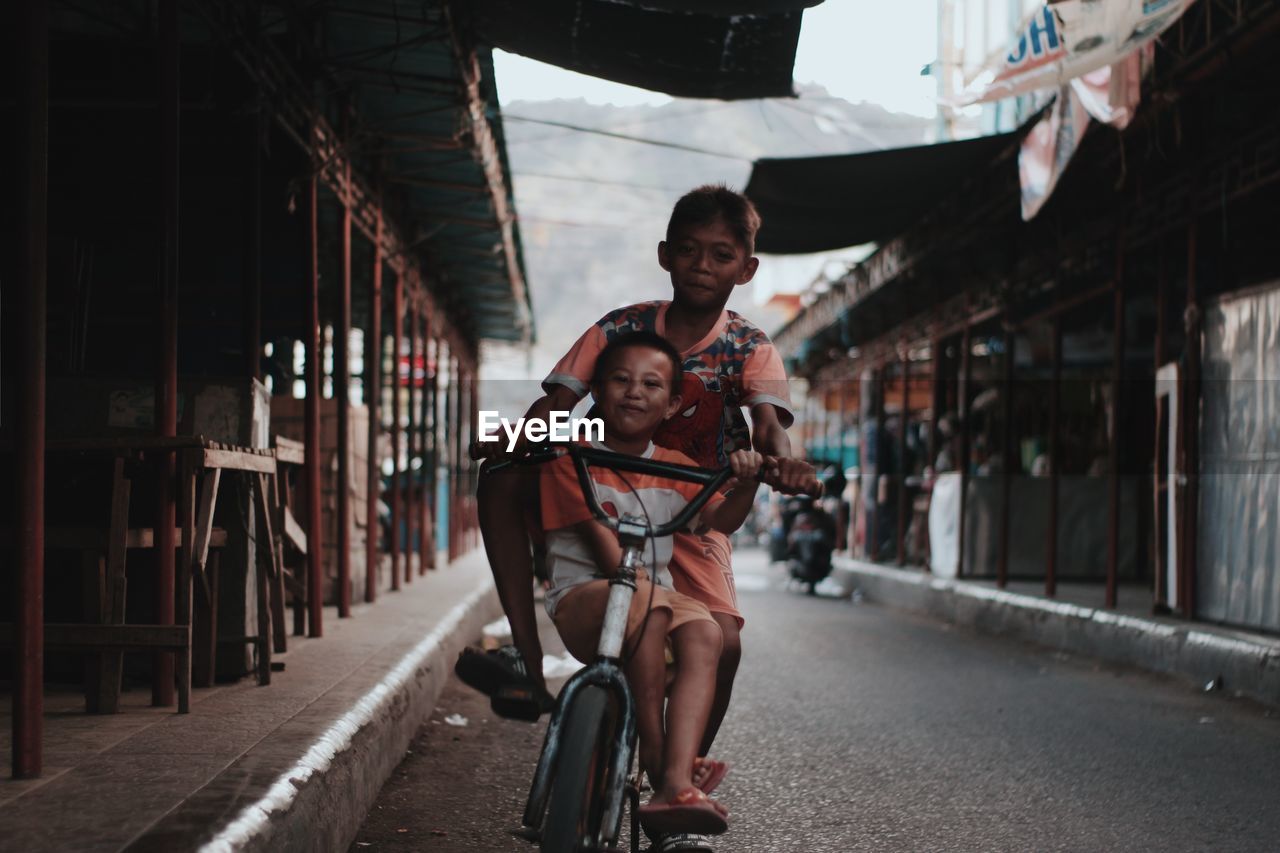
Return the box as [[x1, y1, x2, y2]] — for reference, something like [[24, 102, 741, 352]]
[[1018, 48, 1144, 220], [957, 0, 1194, 106]]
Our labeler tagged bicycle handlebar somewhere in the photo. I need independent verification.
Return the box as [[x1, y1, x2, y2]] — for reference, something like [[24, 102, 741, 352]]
[[485, 444, 736, 539]]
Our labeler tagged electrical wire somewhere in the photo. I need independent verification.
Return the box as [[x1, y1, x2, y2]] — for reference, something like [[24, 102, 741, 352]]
[[502, 114, 751, 162]]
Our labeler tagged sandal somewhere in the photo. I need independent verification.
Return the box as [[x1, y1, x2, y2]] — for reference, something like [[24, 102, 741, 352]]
[[638, 788, 728, 837], [490, 682, 556, 722], [454, 645, 531, 696], [692, 757, 729, 795]]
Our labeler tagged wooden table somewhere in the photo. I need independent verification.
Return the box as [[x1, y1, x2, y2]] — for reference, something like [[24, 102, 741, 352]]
[[1, 435, 284, 713]]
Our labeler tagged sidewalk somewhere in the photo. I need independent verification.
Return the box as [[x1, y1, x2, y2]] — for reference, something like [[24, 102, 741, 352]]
[[0, 550, 501, 853], [831, 556, 1280, 708]]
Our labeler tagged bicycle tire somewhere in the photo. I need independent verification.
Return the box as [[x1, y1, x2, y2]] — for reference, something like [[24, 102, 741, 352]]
[[541, 685, 612, 852]]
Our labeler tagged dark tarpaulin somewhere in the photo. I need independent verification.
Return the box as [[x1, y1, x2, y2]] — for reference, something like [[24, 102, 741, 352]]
[[746, 132, 1019, 254], [460, 0, 805, 100]]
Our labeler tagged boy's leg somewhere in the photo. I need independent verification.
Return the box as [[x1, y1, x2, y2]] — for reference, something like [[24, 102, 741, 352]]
[[699, 612, 741, 757], [553, 581, 673, 784], [624, 605, 672, 786], [654, 619, 723, 802], [475, 463, 546, 692]]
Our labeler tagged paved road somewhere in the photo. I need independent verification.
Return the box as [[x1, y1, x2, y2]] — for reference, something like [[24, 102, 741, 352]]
[[353, 548, 1280, 852]]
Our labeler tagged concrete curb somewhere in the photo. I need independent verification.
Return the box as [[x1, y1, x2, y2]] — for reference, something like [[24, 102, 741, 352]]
[[833, 558, 1280, 708], [197, 579, 502, 853]]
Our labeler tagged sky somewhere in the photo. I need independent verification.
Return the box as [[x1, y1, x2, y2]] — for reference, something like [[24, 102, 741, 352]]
[[492, 0, 941, 116]]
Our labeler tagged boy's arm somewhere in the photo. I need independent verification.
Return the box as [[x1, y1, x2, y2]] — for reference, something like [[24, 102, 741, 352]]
[[568, 518, 624, 576], [700, 449, 762, 534], [701, 483, 760, 534], [750, 403, 821, 496]]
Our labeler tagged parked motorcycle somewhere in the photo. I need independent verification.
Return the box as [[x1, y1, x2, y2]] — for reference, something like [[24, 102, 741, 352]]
[[785, 496, 835, 594]]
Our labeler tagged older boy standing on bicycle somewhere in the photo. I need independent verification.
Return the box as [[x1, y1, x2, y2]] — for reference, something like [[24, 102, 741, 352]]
[[542, 331, 761, 836], [463, 185, 818, 747]]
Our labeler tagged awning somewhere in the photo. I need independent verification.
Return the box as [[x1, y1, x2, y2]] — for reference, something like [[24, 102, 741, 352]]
[[460, 0, 810, 100], [745, 132, 1020, 254], [322, 3, 533, 344]]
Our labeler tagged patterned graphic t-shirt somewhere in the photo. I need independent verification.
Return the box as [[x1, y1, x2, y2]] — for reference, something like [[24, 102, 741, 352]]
[[543, 301, 794, 469]]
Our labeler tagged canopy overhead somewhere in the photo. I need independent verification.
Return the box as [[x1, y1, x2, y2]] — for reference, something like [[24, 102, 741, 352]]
[[460, 0, 809, 100], [322, 3, 533, 343], [746, 132, 1020, 254]]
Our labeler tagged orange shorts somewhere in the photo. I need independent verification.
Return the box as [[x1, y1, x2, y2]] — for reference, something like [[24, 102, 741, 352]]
[[552, 579, 716, 664], [670, 529, 743, 628]]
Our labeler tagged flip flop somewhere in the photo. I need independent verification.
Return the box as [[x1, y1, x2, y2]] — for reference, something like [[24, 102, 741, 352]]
[[638, 788, 728, 837], [692, 757, 729, 795]]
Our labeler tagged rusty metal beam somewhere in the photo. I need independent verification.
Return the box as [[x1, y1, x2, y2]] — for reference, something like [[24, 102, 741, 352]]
[[1047, 317, 1062, 598], [13, 0, 49, 780], [389, 269, 403, 592], [153, 0, 180, 707], [365, 209, 383, 603], [896, 358, 909, 566], [244, 98, 262, 382], [1106, 239, 1126, 610], [305, 172, 324, 637], [424, 306, 440, 571], [956, 322, 972, 579], [997, 321, 1015, 590], [405, 300, 420, 584], [337, 155, 353, 618]]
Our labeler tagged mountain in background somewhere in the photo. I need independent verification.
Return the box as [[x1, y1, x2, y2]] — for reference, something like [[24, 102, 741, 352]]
[[481, 88, 932, 412]]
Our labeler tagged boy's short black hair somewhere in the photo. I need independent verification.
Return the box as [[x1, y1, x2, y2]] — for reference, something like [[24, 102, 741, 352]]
[[591, 331, 684, 391], [666, 184, 762, 255]]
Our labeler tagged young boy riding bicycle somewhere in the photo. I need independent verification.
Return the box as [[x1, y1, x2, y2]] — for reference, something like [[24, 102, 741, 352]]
[[464, 183, 817, 707], [540, 331, 762, 837], [462, 187, 818, 812]]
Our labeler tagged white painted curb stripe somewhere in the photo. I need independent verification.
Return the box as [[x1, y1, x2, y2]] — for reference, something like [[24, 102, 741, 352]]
[[199, 578, 492, 853]]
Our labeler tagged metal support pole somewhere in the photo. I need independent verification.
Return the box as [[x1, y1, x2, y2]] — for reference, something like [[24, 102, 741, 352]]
[[365, 210, 383, 603], [244, 96, 262, 382], [424, 308, 440, 568], [928, 337, 942, 469], [405, 299, 420, 583], [873, 367, 886, 561], [1106, 247, 1126, 609], [896, 357, 909, 566], [154, 0, 180, 705], [389, 271, 403, 591], [1047, 317, 1062, 598], [468, 365, 480, 551], [957, 324, 972, 579], [418, 306, 431, 573], [997, 322, 1015, 589], [336, 160, 353, 618], [428, 334, 440, 558], [304, 173, 324, 637], [1180, 220, 1201, 618], [14, 0, 49, 779], [449, 357, 460, 562], [1153, 247, 1168, 606]]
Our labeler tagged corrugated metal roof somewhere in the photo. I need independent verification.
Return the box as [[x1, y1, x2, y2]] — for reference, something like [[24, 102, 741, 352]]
[[322, 2, 532, 344]]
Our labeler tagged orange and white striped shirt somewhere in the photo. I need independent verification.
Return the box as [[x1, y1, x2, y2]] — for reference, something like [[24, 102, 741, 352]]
[[540, 440, 724, 617]]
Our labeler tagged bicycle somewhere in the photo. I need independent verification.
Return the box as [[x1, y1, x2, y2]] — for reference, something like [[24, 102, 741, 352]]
[[490, 443, 737, 853]]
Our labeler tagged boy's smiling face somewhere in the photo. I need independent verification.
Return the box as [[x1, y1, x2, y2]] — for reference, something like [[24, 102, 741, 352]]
[[592, 345, 683, 447], [658, 217, 759, 312]]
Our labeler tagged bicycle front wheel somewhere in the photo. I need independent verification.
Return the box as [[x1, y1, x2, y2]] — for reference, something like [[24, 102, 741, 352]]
[[541, 685, 612, 852]]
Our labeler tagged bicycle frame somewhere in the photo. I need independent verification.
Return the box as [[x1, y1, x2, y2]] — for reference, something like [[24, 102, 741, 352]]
[[522, 516, 646, 848]]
